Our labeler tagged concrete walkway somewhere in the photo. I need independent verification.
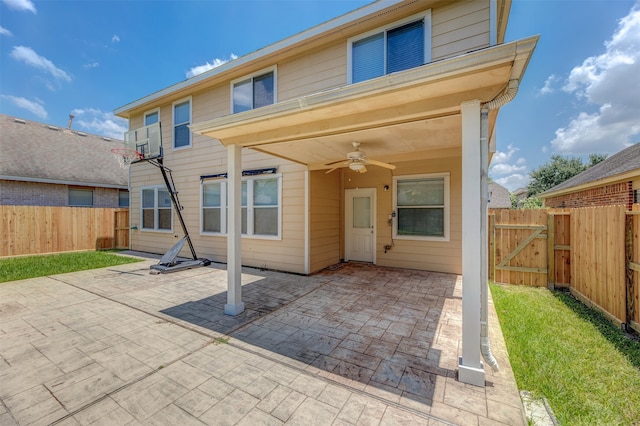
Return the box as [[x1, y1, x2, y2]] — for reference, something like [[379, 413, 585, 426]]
[[0, 253, 525, 425]]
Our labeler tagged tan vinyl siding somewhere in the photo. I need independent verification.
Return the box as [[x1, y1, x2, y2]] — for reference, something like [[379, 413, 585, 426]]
[[129, 93, 307, 273], [278, 41, 347, 102], [341, 156, 462, 274], [309, 170, 341, 273], [432, 0, 490, 61]]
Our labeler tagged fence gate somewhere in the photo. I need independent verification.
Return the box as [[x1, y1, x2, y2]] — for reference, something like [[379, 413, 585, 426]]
[[490, 209, 549, 286], [114, 209, 130, 249]]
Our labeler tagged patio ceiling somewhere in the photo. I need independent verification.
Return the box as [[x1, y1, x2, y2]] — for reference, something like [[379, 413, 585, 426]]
[[190, 36, 538, 169]]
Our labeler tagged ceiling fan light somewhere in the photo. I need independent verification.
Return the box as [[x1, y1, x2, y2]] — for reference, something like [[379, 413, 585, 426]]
[[349, 162, 366, 172]]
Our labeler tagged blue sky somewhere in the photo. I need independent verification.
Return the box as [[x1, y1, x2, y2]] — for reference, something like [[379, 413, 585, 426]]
[[1, 0, 639, 191]]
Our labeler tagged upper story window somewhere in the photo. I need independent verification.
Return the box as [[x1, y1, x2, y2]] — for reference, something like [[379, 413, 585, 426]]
[[141, 186, 172, 231], [173, 98, 191, 149], [144, 109, 159, 126], [232, 68, 276, 113], [393, 173, 449, 241], [349, 12, 431, 84], [69, 188, 93, 207]]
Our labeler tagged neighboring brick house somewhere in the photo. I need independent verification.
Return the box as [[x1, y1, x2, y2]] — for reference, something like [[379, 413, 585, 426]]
[[0, 114, 129, 207], [488, 181, 511, 208], [541, 142, 640, 209]]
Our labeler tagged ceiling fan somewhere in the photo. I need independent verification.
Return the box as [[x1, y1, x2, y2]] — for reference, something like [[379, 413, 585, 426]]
[[325, 142, 396, 174]]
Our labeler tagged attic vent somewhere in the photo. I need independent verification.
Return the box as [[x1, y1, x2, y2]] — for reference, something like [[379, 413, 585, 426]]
[[48, 125, 59, 131], [102, 137, 112, 141], [13, 118, 26, 124], [77, 132, 87, 137]]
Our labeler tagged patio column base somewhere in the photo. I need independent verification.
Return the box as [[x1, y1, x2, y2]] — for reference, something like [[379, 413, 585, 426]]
[[458, 357, 485, 387], [224, 302, 245, 316]]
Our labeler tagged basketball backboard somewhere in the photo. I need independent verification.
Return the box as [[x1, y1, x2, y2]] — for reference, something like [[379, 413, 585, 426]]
[[124, 122, 162, 161]]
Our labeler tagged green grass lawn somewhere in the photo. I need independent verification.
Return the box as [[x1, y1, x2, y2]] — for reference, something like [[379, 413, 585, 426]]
[[0, 251, 143, 283], [491, 283, 640, 425]]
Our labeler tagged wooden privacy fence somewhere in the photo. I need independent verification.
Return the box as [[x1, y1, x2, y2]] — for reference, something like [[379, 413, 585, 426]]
[[490, 205, 640, 333], [1, 206, 130, 257]]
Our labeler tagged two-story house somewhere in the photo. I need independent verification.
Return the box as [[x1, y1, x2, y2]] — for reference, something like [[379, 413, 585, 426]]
[[115, 0, 537, 386]]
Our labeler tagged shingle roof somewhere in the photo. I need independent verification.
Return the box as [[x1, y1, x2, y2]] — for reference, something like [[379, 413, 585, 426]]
[[542, 142, 640, 196], [488, 182, 511, 208], [0, 114, 128, 188]]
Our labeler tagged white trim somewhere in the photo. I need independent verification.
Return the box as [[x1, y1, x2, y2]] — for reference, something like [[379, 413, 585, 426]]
[[392, 172, 450, 242], [172, 96, 192, 150], [199, 173, 283, 240], [347, 10, 432, 84], [140, 185, 174, 233], [344, 187, 377, 263], [144, 108, 160, 126], [200, 180, 227, 236], [230, 66, 278, 114], [114, 0, 404, 115], [459, 99, 484, 386]]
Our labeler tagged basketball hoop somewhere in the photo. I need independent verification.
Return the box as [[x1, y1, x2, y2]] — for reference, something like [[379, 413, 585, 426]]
[[111, 147, 143, 169]]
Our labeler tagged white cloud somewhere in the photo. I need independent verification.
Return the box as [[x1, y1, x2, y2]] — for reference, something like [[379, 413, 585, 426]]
[[71, 108, 127, 139], [490, 144, 529, 192], [495, 174, 530, 192], [0, 25, 12, 36], [10, 46, 72, 83], [83, 61, 99, 69], [539, 74, 559, 95], [0, 95, 47, 119], [186, 54, 238, 78], [111, 34, 120, 43], [2, 0, 36, 13], [552, 3, 640, 155]]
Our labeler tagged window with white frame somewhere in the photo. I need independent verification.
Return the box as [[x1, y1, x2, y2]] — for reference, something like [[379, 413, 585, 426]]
[[141, 186, 172, 231], [144, 109, 159, 126], [69, 188, 93, 206], [173, 98, 191, 149], [232, 68, 275, 113], [349, 12, 431, 84], [201, 175, 281, 238], [393, 173, 449, 240]]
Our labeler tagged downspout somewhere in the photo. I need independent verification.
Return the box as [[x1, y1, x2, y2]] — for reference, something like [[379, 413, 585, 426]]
[[478, 79, 519, 372]]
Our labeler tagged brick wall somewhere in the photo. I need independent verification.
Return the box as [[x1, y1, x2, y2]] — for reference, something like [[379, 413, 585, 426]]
[[0, 180, 125, 208], [545, 181, 633, 209]]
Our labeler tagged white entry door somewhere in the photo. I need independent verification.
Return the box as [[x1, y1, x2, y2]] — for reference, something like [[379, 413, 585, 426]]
[[345, 188, 376, 263]]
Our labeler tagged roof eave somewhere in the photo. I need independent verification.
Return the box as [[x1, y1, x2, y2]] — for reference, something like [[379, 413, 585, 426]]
[[540, 169, 640, 199]]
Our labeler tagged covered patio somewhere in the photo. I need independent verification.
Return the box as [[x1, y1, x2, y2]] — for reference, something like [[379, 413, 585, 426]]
[[0, 254, 525, 424]]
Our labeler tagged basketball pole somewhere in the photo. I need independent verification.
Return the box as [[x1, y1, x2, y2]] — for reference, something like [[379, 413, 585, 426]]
[[155, 157, 198, 261]]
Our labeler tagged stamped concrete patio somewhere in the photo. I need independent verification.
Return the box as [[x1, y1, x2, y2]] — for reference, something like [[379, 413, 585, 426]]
[[0, 253, 525, 425]]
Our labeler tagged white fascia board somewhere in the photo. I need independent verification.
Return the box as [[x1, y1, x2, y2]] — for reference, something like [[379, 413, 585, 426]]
[[1, 175, 128, 190], [114, 0, 403, 116]]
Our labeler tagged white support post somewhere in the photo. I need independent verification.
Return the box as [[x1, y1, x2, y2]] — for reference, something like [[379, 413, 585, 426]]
[[225, 144, 245, 316], [459, 100, 485, 386]]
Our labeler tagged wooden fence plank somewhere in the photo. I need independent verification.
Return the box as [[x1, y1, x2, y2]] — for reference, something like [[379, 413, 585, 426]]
[[0, 206, 129, 257]]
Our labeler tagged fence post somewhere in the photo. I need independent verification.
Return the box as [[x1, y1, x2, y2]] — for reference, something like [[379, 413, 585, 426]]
[[547, 213, 555, 290]]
